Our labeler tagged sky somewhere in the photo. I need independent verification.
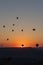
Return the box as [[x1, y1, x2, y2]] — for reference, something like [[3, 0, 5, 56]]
[[0, 0, 43, 47]]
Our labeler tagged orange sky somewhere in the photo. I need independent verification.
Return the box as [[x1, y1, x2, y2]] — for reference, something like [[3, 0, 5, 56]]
[[0, 0, 43, 47]]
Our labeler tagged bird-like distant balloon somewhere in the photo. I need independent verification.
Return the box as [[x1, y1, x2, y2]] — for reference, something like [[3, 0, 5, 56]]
[[3, 25, 5, 28], [21, 29, 23, 32], [32, 28, 36, 31], [12, 29, 14, 32], [16, 17, 19, 20], [13, 24, 15, 26], [7, 38, 9, 41], [21, 44, 24, 47]]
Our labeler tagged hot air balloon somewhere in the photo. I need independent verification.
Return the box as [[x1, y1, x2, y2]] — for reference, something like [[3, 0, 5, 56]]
[[13, 24, 15, 26], [36, 43, 39, 48], [16, 17, 19, 20], [3, 25, 5, 28], [7, 38, 9, 41], [21, 29, 23, 32], [32, 28, 36, 31], [21, 44, 24, 48], [12, 29, 14, 32]]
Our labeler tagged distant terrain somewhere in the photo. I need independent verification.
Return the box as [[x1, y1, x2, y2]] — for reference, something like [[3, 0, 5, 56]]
[[0, 47, 43, 65]]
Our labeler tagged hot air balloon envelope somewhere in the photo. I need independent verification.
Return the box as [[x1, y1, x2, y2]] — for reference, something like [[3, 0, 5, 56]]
[[21, 44, 24, 47], [21, 29, 23, 32], [12, 29, 14, 32], [16, 17, 19, 19], [13, 24, 15, 26], [32, 28, 36, 31], [3, 25, 5, 28], [7, 38, 9, 41]]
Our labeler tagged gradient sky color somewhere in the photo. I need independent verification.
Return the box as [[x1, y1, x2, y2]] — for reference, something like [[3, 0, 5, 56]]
[[0, 0, 43, 47]]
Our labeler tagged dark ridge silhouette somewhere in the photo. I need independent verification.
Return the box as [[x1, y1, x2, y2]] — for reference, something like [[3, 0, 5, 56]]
[[0, 47, 43, 65], [1, 57, 12, 65]]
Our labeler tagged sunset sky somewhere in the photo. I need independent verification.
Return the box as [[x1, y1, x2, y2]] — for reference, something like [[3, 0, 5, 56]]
[[0, 0, 43, 47]]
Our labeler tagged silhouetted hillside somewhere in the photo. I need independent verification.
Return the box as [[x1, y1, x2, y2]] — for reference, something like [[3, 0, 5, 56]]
[[0, 47, 43, 65]]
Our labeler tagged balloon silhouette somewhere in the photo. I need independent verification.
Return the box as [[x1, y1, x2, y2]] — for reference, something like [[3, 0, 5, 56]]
[[21, 44, 24, 47], [3, 25, 5, 28], [12, 29, 14, 32], [16, 17, 19, 20], [7, 38, 9, 41], [21, 29, 23, 32], [13, 24, 15, 26], [36, 43, 39, 48], [32, 28, 36, 31]]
